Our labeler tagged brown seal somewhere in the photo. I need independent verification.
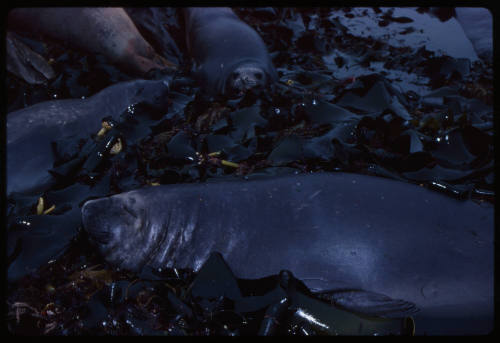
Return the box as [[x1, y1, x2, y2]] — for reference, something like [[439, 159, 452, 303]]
[[8, 7, 176, 76]]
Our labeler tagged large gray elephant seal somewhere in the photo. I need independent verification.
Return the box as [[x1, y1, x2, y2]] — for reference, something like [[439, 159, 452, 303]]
[[184, 7, 278, 97], [81, 172, 493, 335], [6, 79, 169, 195], [7, 7, 176, 76]]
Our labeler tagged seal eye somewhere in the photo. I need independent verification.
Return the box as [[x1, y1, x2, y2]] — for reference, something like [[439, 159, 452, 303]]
[[254, 72, 263, 80], [232, 71, 240, 80]]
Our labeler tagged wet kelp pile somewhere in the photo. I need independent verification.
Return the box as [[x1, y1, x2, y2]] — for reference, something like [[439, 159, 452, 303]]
[[6, 8, 494, 335]]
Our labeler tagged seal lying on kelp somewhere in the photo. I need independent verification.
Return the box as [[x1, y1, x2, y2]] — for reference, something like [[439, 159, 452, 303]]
[[6, 79, 169, 196], [454, 7, 493, 61], [184, 7, 278, 97], [7, 7, 176, 76], [81, 172, 493, 334]]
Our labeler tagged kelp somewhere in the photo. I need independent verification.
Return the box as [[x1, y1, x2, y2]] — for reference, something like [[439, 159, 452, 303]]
[[6, 7, 493, 335]]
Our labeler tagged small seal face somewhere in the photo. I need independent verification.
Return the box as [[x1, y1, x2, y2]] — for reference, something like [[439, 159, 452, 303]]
[[226, 63, 268, 97]]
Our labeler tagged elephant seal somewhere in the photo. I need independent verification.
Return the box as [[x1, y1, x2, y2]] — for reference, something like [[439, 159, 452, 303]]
[[7, 7, 176, 76], [454, 7, 493, 61], [81, 172, 494, 335], [184, 7, 278, 97], [6, 79, 169, 196]]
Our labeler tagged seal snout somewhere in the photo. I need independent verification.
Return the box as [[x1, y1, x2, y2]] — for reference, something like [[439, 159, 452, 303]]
[[82, 198, 113, 245], [82, 195, 146, 249], [228, 64, 268, 96], [231, 69, 264, 85]]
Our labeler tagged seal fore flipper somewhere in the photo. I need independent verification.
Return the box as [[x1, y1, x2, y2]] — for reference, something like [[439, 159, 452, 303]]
[[6, 32, 55, 84], [316, 289, 419, 319]]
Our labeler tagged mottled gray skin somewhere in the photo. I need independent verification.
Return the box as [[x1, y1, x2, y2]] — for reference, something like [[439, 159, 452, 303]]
[[7, 8, 175, 76], [7, 79, 169, 195], [184, 7, 278, 97], [81, 172, 494, 334], [455, 8, 493, 60]]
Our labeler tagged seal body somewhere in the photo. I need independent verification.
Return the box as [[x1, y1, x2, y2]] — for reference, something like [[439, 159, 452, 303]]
[[7, 7, 175, 76], [454, 7, 493, 61], [184, 7, 278, 97], [81, 172, 494, 334], [6, 79, 169, 195]]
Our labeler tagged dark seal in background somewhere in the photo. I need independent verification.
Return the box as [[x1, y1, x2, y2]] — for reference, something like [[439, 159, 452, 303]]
[[184, 7, 278, 97]]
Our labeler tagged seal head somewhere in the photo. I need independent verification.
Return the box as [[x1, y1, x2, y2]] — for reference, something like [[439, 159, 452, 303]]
[[226, 62, 268, 97], [82, 192, 159, 271]]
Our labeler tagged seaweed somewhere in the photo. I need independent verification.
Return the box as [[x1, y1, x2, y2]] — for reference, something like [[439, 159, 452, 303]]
[[6, 7, 493, 335]]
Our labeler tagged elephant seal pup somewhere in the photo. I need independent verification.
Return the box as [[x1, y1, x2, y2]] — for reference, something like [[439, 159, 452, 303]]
[[184, 7, 278, 97], [7, 7, 176, 76], [82, 172, 493, 335], [7, 79, 169, 196]]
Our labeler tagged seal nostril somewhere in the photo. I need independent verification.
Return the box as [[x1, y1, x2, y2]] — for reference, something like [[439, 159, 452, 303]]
[[232, 71, 240, 80], [91, 230, 111, 245]]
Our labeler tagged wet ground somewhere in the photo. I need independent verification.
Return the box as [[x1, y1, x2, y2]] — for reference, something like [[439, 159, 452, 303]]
[[5, 7, 494, 335]]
